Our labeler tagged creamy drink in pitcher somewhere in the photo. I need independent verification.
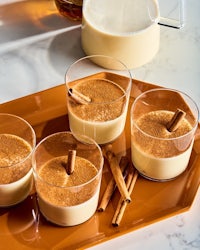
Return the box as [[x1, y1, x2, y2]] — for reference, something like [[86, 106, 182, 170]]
[[81, 0, 160, 68], [68, 78, 128, 144]]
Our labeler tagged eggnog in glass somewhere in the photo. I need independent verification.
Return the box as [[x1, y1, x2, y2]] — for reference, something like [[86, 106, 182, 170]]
[[0, 113, 36, 207], [33, 131, 103, 226], [131, 89, 199, 181], [65, 55, 132, 145]]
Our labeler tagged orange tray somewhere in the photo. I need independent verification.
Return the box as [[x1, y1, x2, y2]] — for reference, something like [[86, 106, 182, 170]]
[[0, 79, 200, 250]]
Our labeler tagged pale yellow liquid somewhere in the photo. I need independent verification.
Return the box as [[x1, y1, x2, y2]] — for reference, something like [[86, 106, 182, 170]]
[[82, 0, 160, 68]]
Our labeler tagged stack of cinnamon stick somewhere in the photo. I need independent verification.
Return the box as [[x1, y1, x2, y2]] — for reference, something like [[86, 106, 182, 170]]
[[98, 144, 138, 226]]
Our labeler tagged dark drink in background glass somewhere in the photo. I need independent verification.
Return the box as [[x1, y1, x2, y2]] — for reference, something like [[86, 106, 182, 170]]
[[55, 0, 82, 21]]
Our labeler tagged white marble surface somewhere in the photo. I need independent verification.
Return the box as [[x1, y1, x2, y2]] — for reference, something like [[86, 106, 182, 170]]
[[0, 0, 200, 250]]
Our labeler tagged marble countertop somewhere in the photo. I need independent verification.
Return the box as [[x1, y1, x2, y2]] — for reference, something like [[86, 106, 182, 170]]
[[0, 0, 200, 249]]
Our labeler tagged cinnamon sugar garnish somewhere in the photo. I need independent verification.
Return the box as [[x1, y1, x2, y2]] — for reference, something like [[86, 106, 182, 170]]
[[38, 156, 98, 206], [68, 79, 125, 121], [0, 134, 32, 184], [134, 110, 192, 158]]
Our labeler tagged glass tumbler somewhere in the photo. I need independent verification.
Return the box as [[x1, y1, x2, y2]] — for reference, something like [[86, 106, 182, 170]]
[[65, 55, 132, 145], [130, 88, 199, 181], [33, 131, 103, 226], [0, 113, 36, 207]]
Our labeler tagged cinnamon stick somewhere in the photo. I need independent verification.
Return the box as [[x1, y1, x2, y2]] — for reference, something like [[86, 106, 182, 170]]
[[66, 150, 76, 175], [98, 156, 130, 212], [167, 108, 186, 132], [102, 145, 131, 203], [68, 88, 91, 104], [112, 169, 138, 227]]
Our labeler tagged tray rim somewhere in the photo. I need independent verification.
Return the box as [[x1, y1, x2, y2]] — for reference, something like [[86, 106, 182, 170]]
[[0, 79, 200, 250]]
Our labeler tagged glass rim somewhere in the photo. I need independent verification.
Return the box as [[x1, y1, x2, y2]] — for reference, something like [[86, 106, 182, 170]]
[[65, 55, 132, 105], [32, 131, 104, 189], [0, 113, 36, 169], [131, 88, 199, 141]]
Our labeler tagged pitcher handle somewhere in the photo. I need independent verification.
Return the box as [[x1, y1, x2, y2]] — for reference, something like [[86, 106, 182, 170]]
[[158, 0, 185, 29]]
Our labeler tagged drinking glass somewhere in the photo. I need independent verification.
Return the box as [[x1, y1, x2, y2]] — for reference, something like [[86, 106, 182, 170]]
[[131, 88, 199, 181], [65, 55, 132, 145], [33, 131, 103, 226], [0, 113, 36, 207]]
